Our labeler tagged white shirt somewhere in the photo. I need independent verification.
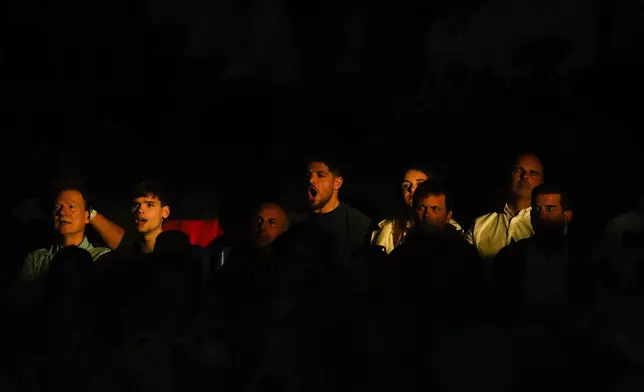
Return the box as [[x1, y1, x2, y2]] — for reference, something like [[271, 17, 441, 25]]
[[371, 218, 463, 254], [465, 204, 533, 260]]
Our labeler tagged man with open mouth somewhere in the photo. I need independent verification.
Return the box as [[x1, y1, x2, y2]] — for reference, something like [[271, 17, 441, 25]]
[[130, 180, 172, 254], [301, 156, 372, 266], [9, 182, 111, 311]]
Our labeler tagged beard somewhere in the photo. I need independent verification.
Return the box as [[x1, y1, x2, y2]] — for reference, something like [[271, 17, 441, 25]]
[[534, 220, 566, 239], [308, 187, 332, 211], [513, 181, 533, 198]]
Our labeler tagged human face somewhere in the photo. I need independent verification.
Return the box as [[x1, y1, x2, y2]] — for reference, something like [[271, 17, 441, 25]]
[[414, 194, 452, 232], [251, 203, 288, 248], [132, 194, 169, 236], [402, 169, 429, 208], [531, 193, 572, 236], [511, 154, 544, 199], [307, 162, 342, 213], [54, 190, 89, 236]]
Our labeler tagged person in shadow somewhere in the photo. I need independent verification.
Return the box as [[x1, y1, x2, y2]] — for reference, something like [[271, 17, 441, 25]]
[[362, 180, 486, 392]]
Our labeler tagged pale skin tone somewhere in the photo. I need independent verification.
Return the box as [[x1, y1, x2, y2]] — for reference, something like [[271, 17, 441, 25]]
[[402, 169, 429, 208], [90, 212, 125, 249], [132, 195, 170, 253], [307, 162, 343, 214], [508, 153, 544, 214], [54, 190, 90, 247]]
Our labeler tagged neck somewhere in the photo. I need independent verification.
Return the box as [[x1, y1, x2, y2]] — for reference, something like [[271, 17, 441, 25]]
[[143, 228, 162, 253], [507, 195, 531, 214], [60, 233, 85, 247], [313, 197, 340, 214]]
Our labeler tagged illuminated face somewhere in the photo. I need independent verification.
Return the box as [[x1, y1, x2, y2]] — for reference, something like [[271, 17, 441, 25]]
[[414, 194, 452, 232], [251, 203, 288, 248], [402, 169, 429, 208], [511, 154, 544, 199], [132, 194, 170, 236], [307, 162, 342, 212], [54, 190, 89, 236]]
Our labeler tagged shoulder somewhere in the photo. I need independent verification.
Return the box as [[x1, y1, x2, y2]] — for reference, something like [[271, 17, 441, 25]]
[[375, 218, 394, 230], [89, 246, 111, 261], [473, 210, 501, 224], [24, 248, 49, 262], [341, 203, 372, 226]]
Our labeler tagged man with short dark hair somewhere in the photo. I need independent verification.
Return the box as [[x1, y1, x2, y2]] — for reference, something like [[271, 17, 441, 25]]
[[493, 184, 591, 324], [303, 157, 371, 265], [384, 180, 486, 334], [130, 180, 171, 254], [412, 180, 456, 235]]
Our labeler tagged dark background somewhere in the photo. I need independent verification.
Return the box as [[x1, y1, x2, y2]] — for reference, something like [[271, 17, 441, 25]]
[[2, 0, 643, 241]]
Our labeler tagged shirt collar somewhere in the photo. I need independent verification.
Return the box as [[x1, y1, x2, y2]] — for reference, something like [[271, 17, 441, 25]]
[[49, 236, 93, 255], [503, 203, 531, 218]]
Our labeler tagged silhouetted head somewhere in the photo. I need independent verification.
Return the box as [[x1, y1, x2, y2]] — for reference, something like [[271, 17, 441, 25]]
[[154, 230, 191, 254], [48, 246, 96, 295]]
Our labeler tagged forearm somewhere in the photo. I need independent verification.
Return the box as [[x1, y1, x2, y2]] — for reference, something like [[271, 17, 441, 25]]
[[90, 212, 125, 249]]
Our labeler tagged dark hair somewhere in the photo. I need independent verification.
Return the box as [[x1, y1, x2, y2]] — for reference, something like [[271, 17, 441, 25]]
[[402, 163, 442, 183], [531, 184, 572, 210], [133, 180, 169, 207], [307, 154, 343, 178], [51, 180, 92, 211], [412, 180, 454, 212]]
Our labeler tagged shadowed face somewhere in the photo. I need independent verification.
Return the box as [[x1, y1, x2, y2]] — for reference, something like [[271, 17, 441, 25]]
[[402, 169, 429, 208], [531, 193, 572, 236], [414, 193, 452, 232], [251, 203, 289, 248]]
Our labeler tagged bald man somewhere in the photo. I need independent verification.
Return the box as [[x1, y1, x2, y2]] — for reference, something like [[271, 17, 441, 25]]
[[251, 202, 290, 248], [465, 153, 545, 261]]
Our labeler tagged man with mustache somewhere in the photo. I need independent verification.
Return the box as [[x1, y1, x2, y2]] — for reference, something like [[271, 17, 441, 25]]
[[303, 157, 371, 266], [465, 153, 544, 261]]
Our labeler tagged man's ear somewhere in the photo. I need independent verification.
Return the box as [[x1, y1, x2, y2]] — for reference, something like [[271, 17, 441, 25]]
[[84, 210, 90, 225], [563, 209, 573, 224], [446, 210, 453, 223], [162, 205, 170, 220], [333, 175, 344, 191]]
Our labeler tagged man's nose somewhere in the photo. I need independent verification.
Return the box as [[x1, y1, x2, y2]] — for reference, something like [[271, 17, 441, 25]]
[[520, 170, 529, 180]]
